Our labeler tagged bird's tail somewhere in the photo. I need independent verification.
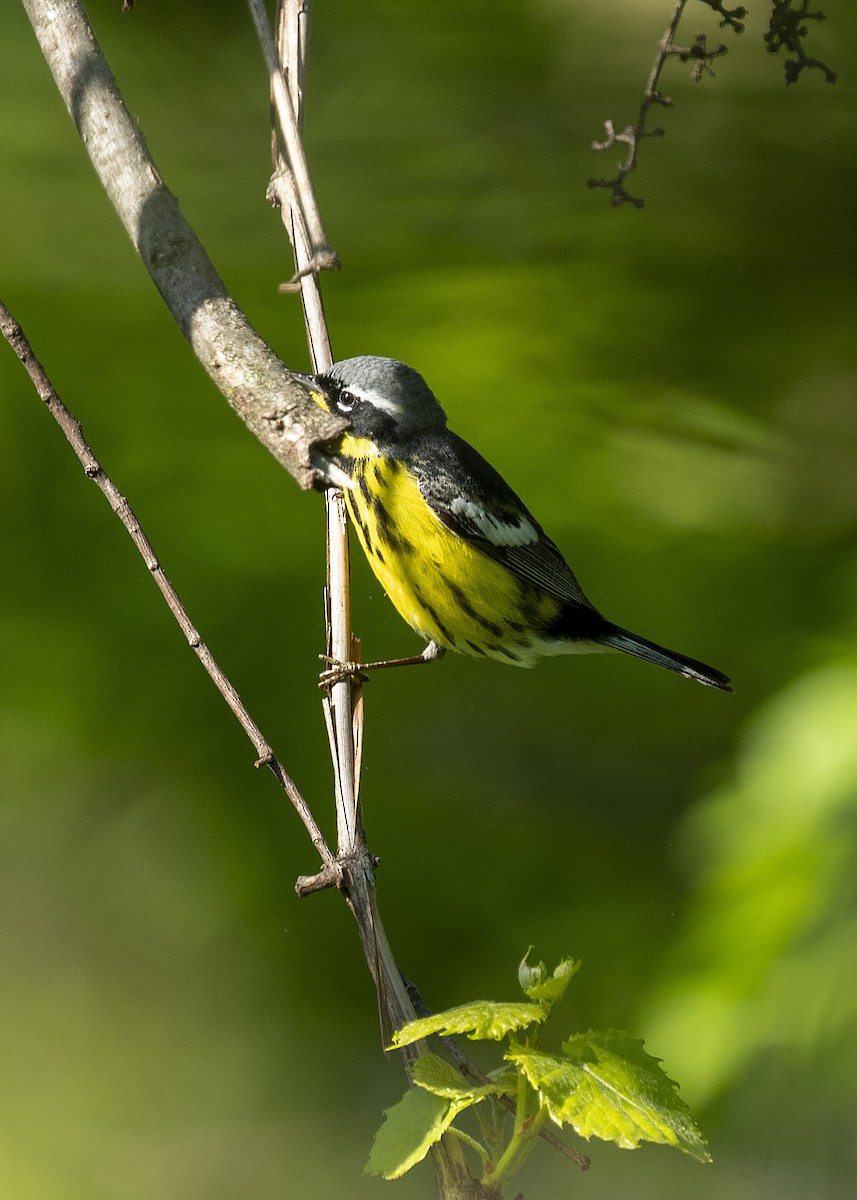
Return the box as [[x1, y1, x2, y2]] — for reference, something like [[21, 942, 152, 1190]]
[[599, 624, 731, 692]]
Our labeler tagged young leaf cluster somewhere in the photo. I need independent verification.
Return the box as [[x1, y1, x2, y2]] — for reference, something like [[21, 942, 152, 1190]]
[[366, 953, 710, 1194]]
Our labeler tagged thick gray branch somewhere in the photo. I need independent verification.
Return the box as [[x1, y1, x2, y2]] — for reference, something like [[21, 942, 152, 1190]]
[[22, 0, 345, 488]]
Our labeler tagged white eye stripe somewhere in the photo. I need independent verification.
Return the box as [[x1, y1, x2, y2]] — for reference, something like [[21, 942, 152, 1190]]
[[450, 497, 538, 546], [350, 385, 404, 418]]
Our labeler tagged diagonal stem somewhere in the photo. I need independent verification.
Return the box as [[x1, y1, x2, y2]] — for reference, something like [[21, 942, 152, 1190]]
[[0, 298, 335, 870]]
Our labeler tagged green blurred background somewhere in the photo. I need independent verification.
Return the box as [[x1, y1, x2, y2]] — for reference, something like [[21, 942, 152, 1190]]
[[2, 0, 856, 1196]]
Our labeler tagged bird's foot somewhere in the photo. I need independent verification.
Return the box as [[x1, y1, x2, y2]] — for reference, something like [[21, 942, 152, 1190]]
[[318, 641, 445, 689]]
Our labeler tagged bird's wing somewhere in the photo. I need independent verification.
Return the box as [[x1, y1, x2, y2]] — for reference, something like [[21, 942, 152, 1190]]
[[410, 431, 595, 610]]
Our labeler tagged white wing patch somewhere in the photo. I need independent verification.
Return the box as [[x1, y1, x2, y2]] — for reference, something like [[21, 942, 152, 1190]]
[[450, 496, 539, 547]]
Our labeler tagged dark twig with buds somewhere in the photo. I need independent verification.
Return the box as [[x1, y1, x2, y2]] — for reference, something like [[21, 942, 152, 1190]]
[[589, 0, 835, 208]]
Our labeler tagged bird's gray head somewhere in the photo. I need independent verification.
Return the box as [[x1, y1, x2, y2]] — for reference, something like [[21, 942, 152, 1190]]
[[314, 356, 448, 439]]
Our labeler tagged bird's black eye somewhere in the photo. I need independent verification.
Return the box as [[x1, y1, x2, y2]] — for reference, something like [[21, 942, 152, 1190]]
[[336, 389, 357, 414]]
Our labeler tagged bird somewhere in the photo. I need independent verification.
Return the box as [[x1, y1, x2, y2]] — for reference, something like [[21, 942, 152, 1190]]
[[303, 356, 730, 692]]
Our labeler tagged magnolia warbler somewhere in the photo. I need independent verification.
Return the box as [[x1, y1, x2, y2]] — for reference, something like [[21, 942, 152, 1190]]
[[304, 356, 730, 692]]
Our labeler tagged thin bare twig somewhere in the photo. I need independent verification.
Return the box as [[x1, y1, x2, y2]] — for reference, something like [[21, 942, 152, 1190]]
[[0, 299, 336, 872], [246, 0, 339, 275], [258, 4, 478, 1193], [588, 0, 734, 208], [261, 0, 359, 856], [267, 0, 424, 1031], [589, 0, 836, 206]]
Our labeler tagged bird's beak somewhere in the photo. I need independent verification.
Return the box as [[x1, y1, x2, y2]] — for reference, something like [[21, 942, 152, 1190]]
[[291, 369, 332, 413], [291, 369, 355, 492]]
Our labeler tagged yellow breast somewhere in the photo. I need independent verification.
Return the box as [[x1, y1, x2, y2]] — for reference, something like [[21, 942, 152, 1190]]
[[340, 436, 559, 664]]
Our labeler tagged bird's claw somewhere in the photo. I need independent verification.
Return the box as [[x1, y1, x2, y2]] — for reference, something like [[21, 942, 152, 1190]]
[[318, 654, 370, 689]]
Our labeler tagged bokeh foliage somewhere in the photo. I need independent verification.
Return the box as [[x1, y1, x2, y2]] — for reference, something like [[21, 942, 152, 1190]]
[[1, 1, 856, 1197]]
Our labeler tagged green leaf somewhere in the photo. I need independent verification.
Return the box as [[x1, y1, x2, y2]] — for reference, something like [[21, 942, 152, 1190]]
[[518, 950, 580, 1006], [507, 1030, 711, 1162], [391, 1001, 546, 1048], [517, 946, 541, 992], [412, 1051, 515, 1101], [412, 1052, 472, 1096], [365, 1086, 466, 1179]]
